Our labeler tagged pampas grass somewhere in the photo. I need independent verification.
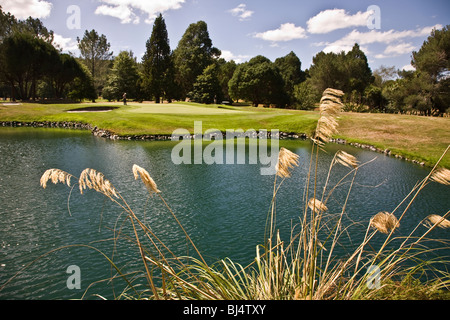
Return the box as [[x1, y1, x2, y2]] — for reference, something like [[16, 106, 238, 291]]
[[370, 211, 400, 234], [276, 147, 300, 178], [424, 214, 450, 229], [27, 88, 450, 300], [40, 169, 74, 189], [132, 164, 160, 194], [430, 168, 450, 185]]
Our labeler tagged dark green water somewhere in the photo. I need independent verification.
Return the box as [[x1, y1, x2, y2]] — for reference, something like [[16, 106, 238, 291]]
[[0, 127, 448, 299]]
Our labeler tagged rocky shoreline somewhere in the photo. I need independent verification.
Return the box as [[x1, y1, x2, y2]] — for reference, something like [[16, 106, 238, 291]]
[[0, 120, 426, 167]]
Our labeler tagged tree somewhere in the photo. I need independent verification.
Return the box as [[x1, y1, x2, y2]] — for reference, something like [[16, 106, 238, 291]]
[[142, 14, 174, 103], [173, 21, 221, 99], [103, 51, 140, 101], [48, 53, 83, 99], [293, 79, 320, 110], [411, 25, 450, 114], [229, 55, 287, 107], [344, 44, 374, 103], [0, 32, 58, 100], [274, 51, 305, 106], [67, 62, 97, 102], [308, 44, 373, 105], [189, 64, 222, 104], [77, 29, 113, 94], [217, 59, 236, 103]]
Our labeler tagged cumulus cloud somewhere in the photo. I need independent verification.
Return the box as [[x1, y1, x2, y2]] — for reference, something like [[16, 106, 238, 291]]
[[318, 24, 441, 56], [228, 4, 254, 21], [402, 64, 416, 71], [52, 34, 79, 53], [95, 0, 185, 24], [0, 0, 52, 19], [307, 8, 371, 34], [254, 23, 307, 42], [95, 4, 140, 24], [220, 50, 250, 64]]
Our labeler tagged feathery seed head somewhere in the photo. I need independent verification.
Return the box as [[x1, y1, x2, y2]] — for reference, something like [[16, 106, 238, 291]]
[[275, 148, 300, 178], [132, 164, 161, 194], [370, 211, 399, 234], [335, 150, 358, 168], [430, 168, 450, 185], [424, 214, 450, 229], [308, 198, 328, 213], [79, 168, 118, 199], [40, 169, 73, 189]]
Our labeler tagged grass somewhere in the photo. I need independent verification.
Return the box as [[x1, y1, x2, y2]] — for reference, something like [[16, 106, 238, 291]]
[[336, 112, 450, 168], [0, 101, 319, 136], [1, 100, 449, 168], [3, 90, 449, 300]]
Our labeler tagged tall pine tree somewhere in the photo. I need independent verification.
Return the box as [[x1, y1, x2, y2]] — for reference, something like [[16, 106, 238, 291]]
[[173, 21, 221, 99], [142, 14, 174, 103]]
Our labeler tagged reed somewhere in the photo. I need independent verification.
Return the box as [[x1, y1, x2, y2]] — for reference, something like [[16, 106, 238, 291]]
[[29, 88, 450, 300]]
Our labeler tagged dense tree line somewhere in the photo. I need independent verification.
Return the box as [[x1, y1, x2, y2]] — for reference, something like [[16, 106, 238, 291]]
[[0, 7, 96, 101], [1, 5, 448, 115]]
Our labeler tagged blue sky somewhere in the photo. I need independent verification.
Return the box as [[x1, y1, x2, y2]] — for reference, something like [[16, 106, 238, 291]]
[[1, 0, 449, 71]]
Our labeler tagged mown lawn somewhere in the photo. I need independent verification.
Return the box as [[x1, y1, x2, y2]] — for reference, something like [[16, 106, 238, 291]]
[[0, 101, 319, 135], [1, 101, 449, 167]]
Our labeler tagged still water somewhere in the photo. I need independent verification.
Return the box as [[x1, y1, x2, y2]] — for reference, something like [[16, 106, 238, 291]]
[[0, 127, 448, 299]]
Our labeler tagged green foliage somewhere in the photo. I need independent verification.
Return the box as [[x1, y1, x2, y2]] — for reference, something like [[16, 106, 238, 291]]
[[173, 21, 221, 98], [103, 51, 140, 101], [274, 51, 306, 106], [293, 79, 320, 110], [189, 64, 222, 104], [308, 44, 373, 105], [0, 32, 59, 100], [142, 14, 175, 103], [67, 62, 97, 102], [77, 29, 113, 93], [217, 59, 237, 103], [229, 55, 288, 107]]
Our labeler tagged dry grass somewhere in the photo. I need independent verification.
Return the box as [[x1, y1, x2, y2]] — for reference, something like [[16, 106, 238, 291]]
[[430, 168, 450, 185], [275, 147, 300, 178], [132, 164, 161, 194], [424, 214, 450, 229], [370, 211, 400, 234]]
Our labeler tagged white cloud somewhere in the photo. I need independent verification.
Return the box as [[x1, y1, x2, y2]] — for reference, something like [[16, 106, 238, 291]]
[[52, 34, 79, 53], [229, 4, 254, 21], [220, 50, 250, 64], [95, 5, 140, 24], [0, 0, 52, 19], [254, 23, 307, 42], [307, 9, 371, 34], [384, 43, 416, 55], [95, 0, 185, 24], [402, 64, 416, 71], [318, 24, 441, 55]]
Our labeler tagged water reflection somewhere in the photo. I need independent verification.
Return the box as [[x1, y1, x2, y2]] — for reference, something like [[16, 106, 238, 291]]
[[0, 128, 448, 299]]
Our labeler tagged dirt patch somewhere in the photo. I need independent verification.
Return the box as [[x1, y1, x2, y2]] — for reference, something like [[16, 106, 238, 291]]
[[66, 106, 119, 113]]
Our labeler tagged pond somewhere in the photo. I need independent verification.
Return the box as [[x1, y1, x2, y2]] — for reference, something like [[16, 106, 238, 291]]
[[0, 127, 448, 299]]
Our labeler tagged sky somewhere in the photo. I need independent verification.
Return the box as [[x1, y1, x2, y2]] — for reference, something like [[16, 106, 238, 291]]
[[1, 0, 449, 72]]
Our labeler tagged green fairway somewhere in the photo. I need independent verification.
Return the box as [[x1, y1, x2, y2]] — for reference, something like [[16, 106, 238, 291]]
[[1, 101, 449, 168], [0, 101, 319, 136]]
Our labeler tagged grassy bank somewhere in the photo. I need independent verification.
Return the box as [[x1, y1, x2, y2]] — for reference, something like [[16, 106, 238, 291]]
[[1, 101, 449, 167], [336, 112, 450, 168]]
